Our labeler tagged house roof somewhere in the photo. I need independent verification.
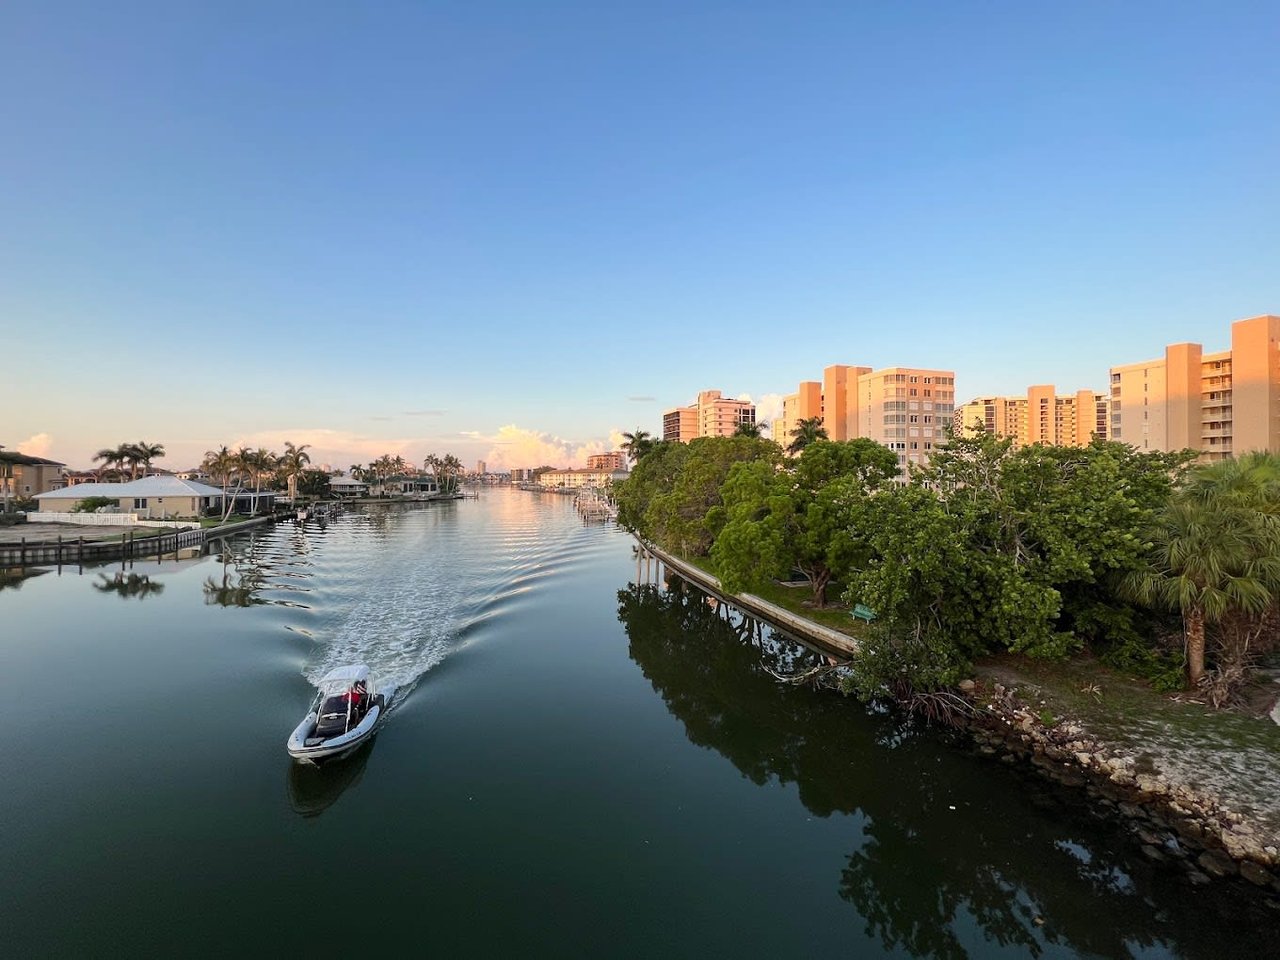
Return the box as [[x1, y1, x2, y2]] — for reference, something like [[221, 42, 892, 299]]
[[35, 477, 227, 499], [0, 452, 65, 467]]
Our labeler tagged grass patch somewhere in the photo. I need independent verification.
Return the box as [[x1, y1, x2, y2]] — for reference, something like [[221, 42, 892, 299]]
[[977, 652, 1280, 835], [200, 514, 254, 528], [681, 554, 867, 639]]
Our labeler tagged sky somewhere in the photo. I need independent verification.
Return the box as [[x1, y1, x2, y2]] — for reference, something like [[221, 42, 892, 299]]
[[2, 1, 1277, 471]]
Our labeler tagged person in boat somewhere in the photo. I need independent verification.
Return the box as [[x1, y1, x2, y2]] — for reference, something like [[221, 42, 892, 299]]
[[343, 679, 369, 722]]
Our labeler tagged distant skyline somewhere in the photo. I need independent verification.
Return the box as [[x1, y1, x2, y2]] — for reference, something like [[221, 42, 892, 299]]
[[3, 2, 1276, 469]]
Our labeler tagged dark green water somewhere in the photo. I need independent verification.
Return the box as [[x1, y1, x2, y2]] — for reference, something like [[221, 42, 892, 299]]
[[1, 490, 1273, 957]]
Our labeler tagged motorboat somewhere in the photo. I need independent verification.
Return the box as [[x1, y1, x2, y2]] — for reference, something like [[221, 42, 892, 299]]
[[287, 664, 391, 763]]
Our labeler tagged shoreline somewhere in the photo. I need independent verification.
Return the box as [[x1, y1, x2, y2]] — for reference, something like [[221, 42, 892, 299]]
[[640, 536, 1280, 901]]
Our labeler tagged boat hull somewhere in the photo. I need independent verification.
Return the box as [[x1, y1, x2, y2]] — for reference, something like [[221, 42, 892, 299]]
[[287, 694, 387, 763]]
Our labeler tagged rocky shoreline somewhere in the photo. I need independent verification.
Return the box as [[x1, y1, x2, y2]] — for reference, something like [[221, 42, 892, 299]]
[[961, 678, 1280, 900]]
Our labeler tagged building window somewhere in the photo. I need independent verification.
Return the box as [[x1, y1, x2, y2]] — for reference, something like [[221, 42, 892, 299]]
[[133, 498, 148, 509]]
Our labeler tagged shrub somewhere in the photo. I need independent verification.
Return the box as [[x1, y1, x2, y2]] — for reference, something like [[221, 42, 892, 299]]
[[73, 496, 118, 513]]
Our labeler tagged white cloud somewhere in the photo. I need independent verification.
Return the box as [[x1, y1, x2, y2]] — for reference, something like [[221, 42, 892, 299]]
[[16, 433, 54, 458], [480, 424, 626, 471], [743, 393, 786, 433]]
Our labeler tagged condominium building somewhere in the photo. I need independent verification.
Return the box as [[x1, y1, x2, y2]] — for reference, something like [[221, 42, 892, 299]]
[[775, 364, 956, 470], [1109, 315, 1280, 460], [954, 387, 1109, 448], [772, 381, 823, 449], [858, 368, 957, 470], [662, 390, 756, 442], [586, 451, 627, 471], [538, 467, 629, 489]]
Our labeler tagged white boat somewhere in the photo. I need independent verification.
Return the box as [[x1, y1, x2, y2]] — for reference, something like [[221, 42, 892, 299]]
[[287, 664, 392, 763]]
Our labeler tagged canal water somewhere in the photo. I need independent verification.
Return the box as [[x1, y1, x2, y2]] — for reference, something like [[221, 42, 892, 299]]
[[1, 489, 1274, 957]]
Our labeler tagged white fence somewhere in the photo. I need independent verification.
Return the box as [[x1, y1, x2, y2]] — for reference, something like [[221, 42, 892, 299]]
[[26, 512, 141, 526], [25, 512, 199, 530]]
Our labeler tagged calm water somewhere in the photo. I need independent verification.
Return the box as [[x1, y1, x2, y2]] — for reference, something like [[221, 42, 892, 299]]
[[2, 490, 1274, 958]]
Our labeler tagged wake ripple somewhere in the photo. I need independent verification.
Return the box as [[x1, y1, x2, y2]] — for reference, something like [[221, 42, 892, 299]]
[[292, 494, 608, 705]]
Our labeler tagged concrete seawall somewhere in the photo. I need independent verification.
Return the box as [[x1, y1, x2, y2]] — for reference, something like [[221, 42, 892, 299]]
[[0, 514, 279, 567], [638, 540, 861, 659]]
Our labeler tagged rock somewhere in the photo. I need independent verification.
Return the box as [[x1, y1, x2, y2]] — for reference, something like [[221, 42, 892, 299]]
[[1240, 861, 1274, 887], [1135, 775, 1163, 795], [1136, 827, 1163, 846], [1174, 819, 1205, 843], [1141, 844, 1166, 862], [958, 679, 976, 694], [1075, 752, 1092, 766], [1118, 803, 1144, 819], [1197, 849, 1238, 878], [1185, 868, 1211, 886]]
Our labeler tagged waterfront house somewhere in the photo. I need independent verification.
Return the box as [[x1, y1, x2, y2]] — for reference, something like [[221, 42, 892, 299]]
[[328, 475, 369, 498], [1, 452, 66, 499], [34, 476, 229, 519]]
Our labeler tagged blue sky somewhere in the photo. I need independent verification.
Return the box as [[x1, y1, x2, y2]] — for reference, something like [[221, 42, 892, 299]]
[[3, 1, 1277, 469]]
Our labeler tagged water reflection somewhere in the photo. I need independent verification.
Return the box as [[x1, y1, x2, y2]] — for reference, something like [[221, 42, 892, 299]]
[[286, 741, 375, 818], [203, 549, 267, 607], [93, 571, 165, 601], [617, 582, 1278, 960], [0, 566, 48, 593]]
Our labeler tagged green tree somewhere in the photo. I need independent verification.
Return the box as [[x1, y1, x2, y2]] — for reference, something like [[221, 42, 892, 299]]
[[732, 420, 767, 439], [842, 434, 1192, 697], [713, 439, 898, 606], [92, 447, 125, 481], [297, 468, 331, 498], [621, 429, 656, 463], [279, 441, 312, 502], [787, 417, 828, 455], [1124, 482, 1280, 688], [133, 440, 166, 476], [644, 436, 781, 556]]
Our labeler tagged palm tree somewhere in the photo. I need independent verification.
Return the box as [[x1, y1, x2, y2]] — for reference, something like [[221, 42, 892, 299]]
[[217, 447, 253, 521], [622, 429, 655, 463], [92, 447, 123, 481], [1123, 497, 1280, 687], [442, 454, 463, 494], [118, 443, 144, 479], [133, 441, 166, 477], [733, 421, 767, 439], [280, 441, 312, 503], [247, 448, 277, 513], [787, 417, 828, 455], [203, 446, 234, 516]]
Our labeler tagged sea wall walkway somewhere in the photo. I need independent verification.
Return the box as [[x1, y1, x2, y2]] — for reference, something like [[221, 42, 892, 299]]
[[637, 540, 860, 659], [0, 514, 278, 567]]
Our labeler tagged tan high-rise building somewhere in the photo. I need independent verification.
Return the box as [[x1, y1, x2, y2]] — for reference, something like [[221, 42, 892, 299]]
[[956, 387, 1109, 448], [776, 364, 956, 470], [1110, 315, 1280, 460], [773, 381, 822, 449], [954, 395, 1027, 441], [586, 451, 627, 471], [662, 390, 756, 442]]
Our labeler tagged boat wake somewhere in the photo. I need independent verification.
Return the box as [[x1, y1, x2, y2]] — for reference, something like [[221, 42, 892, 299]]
[[302, 572, 468, 707], [292, 495, 612, 712]]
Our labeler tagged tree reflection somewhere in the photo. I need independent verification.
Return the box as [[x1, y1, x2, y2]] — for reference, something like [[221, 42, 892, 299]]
[[0, 566, 48, 593], [93, 571, 165, 601], [617, 581, 1278, 960], [203, 548, 267, 607]]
